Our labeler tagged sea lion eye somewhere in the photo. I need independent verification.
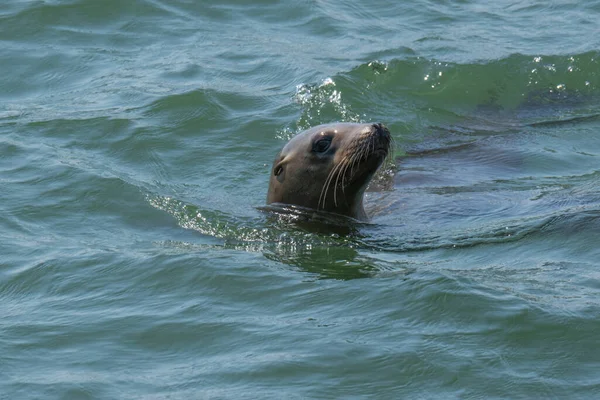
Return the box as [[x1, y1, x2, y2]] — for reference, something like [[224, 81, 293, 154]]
[[274, 165, 283, 176], [313, 137, 332, 153]]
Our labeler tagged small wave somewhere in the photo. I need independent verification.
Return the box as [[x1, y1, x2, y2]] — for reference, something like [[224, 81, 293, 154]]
[[295, 52, 600, 132], [293, 78, 363, 129]]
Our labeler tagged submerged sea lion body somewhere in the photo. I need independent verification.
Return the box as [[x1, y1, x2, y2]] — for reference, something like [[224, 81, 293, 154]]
[[267, 123, 392, 220]]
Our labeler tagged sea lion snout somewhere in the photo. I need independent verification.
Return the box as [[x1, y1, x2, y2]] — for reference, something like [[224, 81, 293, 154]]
[[372, 122, 387, 134], [367, 123, 392, 155]]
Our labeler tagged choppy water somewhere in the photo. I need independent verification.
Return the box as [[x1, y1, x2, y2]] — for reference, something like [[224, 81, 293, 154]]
[[2, 0, 600, 398]]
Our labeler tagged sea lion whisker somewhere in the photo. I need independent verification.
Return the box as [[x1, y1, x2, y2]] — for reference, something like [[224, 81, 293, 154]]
[[319, 166, 336, 209], [347, 154, 357, 181], [344, 143, 361, 185], [372, 134, 376, 155], [350, 148, 362, 179], [360, 140, 370, 163], [334, 158, 351, 205], [318, 166, 334, 209], [333, 158, 350, 206], [320, 159, 345, 209], [340, 157, 353, 193]]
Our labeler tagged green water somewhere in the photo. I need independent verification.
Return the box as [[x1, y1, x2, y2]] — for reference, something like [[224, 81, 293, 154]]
[[2, 1, 600, 398]]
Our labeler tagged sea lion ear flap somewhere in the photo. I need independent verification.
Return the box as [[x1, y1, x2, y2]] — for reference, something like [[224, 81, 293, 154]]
[[273, 161, 285, 183]]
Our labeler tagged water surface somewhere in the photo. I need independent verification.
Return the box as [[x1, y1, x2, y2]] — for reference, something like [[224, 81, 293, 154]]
[[2, 0, 600, 398]]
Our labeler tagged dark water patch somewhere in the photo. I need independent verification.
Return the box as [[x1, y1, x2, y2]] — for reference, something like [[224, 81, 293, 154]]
[[24, 117, 135, 147], [528, 113, 600, 128], [144, 89, 272, 132], [0, 49, 99, 100], [0, 0, 172, 40]]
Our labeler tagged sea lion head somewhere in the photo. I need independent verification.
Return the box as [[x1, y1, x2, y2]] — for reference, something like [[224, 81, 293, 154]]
[[267, 122, 392, 220]]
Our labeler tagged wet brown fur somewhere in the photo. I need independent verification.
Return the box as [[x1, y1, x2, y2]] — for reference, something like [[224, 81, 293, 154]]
[[267, 123, 392, 220]]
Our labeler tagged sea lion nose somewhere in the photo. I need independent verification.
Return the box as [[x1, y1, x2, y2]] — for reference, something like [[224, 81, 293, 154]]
[[371, 123, 390, 137]]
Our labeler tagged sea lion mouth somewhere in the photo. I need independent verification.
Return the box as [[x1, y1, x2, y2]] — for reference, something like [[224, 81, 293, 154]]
[[318, 123, 393, 210]]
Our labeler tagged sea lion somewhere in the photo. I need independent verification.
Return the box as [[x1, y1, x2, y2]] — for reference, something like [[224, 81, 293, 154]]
[[267, 122, 392, 220]]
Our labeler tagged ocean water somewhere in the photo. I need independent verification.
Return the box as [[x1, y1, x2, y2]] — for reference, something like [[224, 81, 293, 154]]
[[2, 0, 600, 398]]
